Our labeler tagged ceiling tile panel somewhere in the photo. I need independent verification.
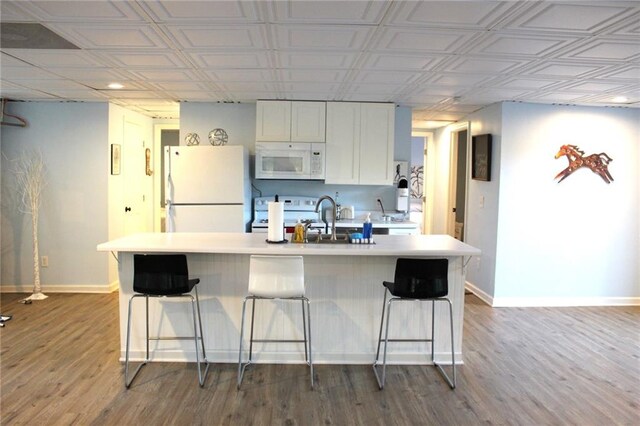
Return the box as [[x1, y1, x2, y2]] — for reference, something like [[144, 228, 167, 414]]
[[274, 25, 373, 50], [187, 51, 271, 69], [498, 78, 560, 90], [205, 69, 274, 82], [141, 0, 260, 22], [282, 69, 347, 82], [524, 61, 606, 78], [272, 0, 388, 24], [277, 51, 357, 69], [94, 51, 190, 68], [220, 82, 279, 92], [126, 69, 201, 82], [147, 81, 211, 92], [389, 1, 512, 28], [12, 0, 144, 22], [46, 24, 169, 49], [354, 70, 422, 85], [427, 73, 494, 87], [363, 53, 443, 71], [0, 1, 39, 22], [164, 25, 266, 49], [474, 33, 577, 57], [568, 40, 640, 61], [283, 82, 340, 93], [376, 28, 474, 53], [4, 49, 108, 68], [509, 3, 635, 34], [445, 57, 528, 74], [602, 65, 640, 81]]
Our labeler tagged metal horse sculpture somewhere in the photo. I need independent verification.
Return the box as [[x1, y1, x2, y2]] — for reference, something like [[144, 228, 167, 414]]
[[554, 145, 614, 184]]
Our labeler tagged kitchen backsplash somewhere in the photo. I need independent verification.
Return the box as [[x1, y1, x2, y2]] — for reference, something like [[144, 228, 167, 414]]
[[252, 179, 398, 213]]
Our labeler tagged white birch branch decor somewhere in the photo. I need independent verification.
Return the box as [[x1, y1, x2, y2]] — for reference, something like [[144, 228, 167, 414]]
[[12, 149, 48, 300]]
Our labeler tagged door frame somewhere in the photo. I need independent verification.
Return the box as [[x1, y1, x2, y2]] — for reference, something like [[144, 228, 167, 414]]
[[447, 122, 470, 240], [153, 123, 179, 232]]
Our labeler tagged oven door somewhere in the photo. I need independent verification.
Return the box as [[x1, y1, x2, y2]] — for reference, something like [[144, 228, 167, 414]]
[[256, 142, 317, 180]]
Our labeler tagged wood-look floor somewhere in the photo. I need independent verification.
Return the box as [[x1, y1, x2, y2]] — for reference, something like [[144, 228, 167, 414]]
[[1, 292, 638, 425]]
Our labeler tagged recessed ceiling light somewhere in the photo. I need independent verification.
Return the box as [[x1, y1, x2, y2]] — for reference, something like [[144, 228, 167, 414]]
[[108, 83, 124, 90], [612, 96, 628, 103]]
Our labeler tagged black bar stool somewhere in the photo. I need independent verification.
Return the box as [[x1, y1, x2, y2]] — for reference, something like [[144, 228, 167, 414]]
[[372, 258, 455, 389], [125, 254, 210, 388]]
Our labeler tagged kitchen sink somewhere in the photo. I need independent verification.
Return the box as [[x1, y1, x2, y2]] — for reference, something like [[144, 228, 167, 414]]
[[306, 234, 351, 244]]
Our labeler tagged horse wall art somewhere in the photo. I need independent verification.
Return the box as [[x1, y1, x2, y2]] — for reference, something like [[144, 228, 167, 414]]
[[554, 145, 614, 184]]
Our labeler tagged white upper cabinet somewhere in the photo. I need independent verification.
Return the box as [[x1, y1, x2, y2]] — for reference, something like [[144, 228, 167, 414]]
[[256, 100, 326, 142], [325, 102, 394, 185], [291, 101, 326, 142], [325, 102, 361, 184], [359, 103, 395, 185], [256, 101, 291, 141]]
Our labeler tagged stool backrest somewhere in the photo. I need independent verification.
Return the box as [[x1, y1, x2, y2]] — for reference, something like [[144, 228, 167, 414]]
[[392, 258, 448, 298], [133, 254, 190, 295], [249, 255, 305, 298]]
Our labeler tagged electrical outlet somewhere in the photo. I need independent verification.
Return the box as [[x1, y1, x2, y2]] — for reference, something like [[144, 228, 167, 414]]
[[41, 256, 49, 267]]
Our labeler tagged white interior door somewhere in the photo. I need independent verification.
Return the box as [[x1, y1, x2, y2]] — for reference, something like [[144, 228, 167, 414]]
[[123, 120, 148, 235]]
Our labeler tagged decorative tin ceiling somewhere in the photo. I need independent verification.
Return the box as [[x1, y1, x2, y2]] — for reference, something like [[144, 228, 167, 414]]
[[1, 1, 638, 122]]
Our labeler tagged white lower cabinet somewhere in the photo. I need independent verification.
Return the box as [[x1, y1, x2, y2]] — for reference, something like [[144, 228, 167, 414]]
[[325, 102, 394, 185]]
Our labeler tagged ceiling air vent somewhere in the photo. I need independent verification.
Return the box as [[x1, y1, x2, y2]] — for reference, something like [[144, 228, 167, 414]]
[[0, 23, 79, 49]]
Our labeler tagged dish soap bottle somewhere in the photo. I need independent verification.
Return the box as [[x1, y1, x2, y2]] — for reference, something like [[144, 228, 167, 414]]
[[293, 219, 305, 243], [363, 212, 373, 243]]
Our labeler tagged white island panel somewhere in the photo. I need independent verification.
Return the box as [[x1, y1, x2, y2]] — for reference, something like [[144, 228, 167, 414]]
[[99, 233, 479, 365]]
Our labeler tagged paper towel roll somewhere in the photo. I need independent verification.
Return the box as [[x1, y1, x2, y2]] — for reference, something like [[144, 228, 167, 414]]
[[267, 201, 285, 242]]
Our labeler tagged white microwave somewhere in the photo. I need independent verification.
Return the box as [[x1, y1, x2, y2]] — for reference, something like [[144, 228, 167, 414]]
[[255, 142, 325, 180]]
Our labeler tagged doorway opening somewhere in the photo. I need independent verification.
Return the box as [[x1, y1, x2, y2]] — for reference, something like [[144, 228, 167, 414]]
[[448, 124, 469, 241], [153, 124, 179, 232]]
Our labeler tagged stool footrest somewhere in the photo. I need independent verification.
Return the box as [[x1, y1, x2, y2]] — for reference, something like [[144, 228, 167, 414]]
[[250, 339, 306, 343]]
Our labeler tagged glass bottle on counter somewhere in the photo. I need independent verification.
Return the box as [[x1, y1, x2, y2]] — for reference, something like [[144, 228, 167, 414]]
[[293, 219, 305, 243]]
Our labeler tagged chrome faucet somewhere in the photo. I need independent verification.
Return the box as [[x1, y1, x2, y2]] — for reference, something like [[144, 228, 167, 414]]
[[315, 195, 337, 240]]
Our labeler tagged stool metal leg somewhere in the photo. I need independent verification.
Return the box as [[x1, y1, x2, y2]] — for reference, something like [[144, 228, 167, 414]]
[[304, 297, 314, 389], [190, 290, 210, 387], [125, 294, 149, 388], [301, 299, 308, 363], [237, 296, 251, 389], [372, 294, 394, 390], [432, 298, 456, 389]]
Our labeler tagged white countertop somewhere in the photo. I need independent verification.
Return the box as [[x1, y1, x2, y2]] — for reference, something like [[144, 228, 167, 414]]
[[97, 232, 480, 257]]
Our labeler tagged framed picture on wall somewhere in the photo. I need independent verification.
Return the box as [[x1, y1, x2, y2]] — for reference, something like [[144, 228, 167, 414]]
[[111, 144, 121, 175], [472, 134, 492, 181]]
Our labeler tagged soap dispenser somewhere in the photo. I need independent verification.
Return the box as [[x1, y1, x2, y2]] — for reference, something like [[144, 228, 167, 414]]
[[363, 212, 373, 243]]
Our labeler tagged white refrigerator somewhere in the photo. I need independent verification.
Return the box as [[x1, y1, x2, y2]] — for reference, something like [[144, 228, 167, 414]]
[[165, 145, 251, 232]]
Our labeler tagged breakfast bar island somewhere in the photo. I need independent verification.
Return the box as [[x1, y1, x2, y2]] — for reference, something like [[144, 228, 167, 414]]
[[98, 233, 480, 365]]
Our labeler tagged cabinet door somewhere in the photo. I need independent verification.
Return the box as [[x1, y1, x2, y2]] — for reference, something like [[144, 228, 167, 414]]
[[325, 102, 360, 184], [256, 101, 291, 141], [291, 101, 326, 142], [359, 103, 394, 185]]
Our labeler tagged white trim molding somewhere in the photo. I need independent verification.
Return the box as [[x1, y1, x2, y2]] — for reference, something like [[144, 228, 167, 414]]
[[465, 282, 640, 307], [1, 281, 119, 294]]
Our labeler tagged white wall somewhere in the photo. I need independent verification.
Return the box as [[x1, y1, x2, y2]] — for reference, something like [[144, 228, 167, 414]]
[[464, 103, 502, 300], [433, 102, 639, 306], [1, 102, 110, 291], [494, 102, 639, 305]]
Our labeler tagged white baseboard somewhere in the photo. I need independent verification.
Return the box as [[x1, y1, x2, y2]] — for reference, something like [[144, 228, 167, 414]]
[[492, 297, 640, 307], [464, 281, 493, 306], [464, 282, 639, 307], [120, 349, 464, 365], [1, 281, 119, 294]]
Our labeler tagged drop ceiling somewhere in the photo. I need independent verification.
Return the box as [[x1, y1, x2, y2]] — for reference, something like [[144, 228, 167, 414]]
[[1, 1, 638, 122]]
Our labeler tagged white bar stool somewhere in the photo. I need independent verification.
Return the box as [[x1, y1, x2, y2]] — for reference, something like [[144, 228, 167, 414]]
[[237, 255, 314, 389]]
